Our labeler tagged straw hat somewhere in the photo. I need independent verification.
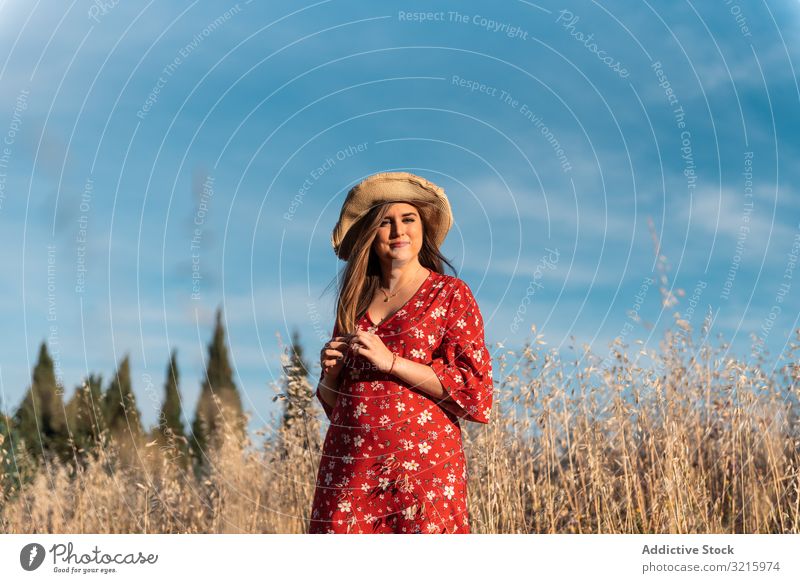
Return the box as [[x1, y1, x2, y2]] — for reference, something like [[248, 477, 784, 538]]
[[331, 171, 453, 261]]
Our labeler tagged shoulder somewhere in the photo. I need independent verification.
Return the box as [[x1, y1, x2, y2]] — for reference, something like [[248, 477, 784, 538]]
[[432, 273, 486, 333], [431, 271, 477, 305], [430, 270, 462, 293]]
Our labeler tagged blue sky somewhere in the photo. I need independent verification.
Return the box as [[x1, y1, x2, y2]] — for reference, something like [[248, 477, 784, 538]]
[[0, 0, 798, 434]]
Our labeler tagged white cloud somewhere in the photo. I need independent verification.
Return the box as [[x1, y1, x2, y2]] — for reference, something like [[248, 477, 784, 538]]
[[679, 183, 796, 249]]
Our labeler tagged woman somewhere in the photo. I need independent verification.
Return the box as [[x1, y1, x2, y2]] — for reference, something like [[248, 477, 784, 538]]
[[308, 171, 494, 534]]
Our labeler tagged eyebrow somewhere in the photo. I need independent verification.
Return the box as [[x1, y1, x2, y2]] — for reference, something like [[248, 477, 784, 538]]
[[383, 212, 418, 218]]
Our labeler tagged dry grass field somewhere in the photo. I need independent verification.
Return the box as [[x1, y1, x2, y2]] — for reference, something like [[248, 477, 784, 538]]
[[2, 313, 798, 534]]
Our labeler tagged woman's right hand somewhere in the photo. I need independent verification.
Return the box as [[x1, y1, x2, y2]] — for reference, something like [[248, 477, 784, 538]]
[[320, 335, 351, 379]]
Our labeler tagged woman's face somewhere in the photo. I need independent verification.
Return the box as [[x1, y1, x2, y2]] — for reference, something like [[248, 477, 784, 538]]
[[371, 202, 424, 264]]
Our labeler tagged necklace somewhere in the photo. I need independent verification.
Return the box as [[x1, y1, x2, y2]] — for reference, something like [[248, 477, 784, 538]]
[[378, 265, 423, 302]]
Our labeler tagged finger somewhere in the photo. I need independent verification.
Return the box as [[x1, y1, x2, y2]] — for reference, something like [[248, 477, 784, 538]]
[[355, 331, 378, 348], [352, 331, 371, 345], [335, 344, 352, 355], [360, 329, 379, 341]]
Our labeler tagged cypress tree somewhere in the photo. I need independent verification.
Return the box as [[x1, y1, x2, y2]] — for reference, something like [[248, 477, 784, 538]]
[[65, 373, 106, 463], [191, 307, 245, 462], [159, 349, 185, 439], [277, 329, 319, 458], [103, 355, 144, 452], [154, 349, 189, 465], [13, 341, 69, 462]]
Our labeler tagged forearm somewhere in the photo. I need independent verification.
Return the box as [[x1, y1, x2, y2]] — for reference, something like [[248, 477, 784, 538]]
[[317, 372, 342, 410], [390, 356, 461, 413]]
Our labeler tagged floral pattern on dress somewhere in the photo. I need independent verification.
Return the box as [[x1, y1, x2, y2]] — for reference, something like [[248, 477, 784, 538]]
[[308, 270, 494, 534]]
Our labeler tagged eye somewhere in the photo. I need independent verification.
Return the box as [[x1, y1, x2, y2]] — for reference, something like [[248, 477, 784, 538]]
[[380, 217, 416, 225]]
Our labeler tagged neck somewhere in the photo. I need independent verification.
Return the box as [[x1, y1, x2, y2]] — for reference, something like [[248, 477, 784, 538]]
[[378, 259, 424, 290]]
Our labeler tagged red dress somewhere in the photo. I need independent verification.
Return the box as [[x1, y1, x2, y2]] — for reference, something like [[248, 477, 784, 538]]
[[308, 269, 494, 534]]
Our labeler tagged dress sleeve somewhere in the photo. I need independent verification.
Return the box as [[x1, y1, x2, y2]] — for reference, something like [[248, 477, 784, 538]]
[[315, 321, 340, 421], [429, 280, 494, 424]]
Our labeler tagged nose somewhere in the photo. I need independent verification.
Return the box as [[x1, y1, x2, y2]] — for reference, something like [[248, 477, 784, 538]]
[[390, 218, 405, 238]]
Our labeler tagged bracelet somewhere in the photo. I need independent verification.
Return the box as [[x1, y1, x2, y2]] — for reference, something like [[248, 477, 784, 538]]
[[388, 353, 397, 375]]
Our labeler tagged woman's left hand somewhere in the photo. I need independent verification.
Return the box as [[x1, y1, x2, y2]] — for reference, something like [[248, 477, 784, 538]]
[[349, 330, 395, 373]]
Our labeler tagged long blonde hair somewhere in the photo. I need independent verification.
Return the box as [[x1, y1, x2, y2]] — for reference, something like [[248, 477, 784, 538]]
[[330, 201, 455, 335]]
